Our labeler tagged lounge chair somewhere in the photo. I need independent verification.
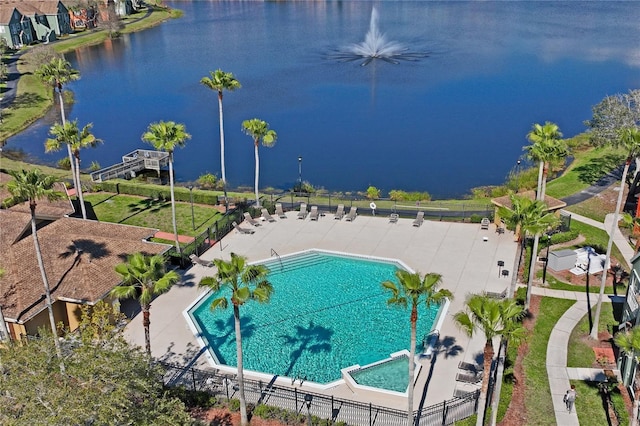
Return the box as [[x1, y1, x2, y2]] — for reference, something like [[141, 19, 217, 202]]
[[389, 213, 399, 223], [485, 288, 508, 299], [455, 371, 483, 384], [458, 361, 482, 374], [334, 204, 345, 220], [189, 254, 213, 267], [298, 203, 308, 219], [275, 203, 287, 219], [243, 212, 261, 227], [309, 206, 319, 221], [413, 211, 424, 227], [345, 206, 357, 222], [480, 217, 490, 230], [261, 208, 276, 222], [232, 221, 255, 235]]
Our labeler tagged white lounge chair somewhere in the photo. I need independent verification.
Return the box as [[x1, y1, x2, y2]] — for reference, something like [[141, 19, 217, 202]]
[[413, 211, 424, 227], [232, 221, 255, 234], [389, 213, 399, 223], [309, 206, 319, 221], [345, 206, 357, 221], [243, 212, 261, 227], [298, 203, 308, 219], [189, 254, 213, 267], [261, 208, 276, 222], [334, 204, 345, 220], [481, 217, 490, 230], [275, 203, 286, 219]]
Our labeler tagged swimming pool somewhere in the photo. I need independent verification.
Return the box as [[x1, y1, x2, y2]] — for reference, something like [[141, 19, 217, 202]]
[[186, 250, 442, 385]]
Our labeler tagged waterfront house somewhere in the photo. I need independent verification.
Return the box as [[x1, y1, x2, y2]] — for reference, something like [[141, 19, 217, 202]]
[[0, 6, 34, 48]]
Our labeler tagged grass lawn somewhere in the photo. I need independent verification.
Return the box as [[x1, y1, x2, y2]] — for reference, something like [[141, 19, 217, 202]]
[[546, 139, 625, 200], [524, 297, 575, 426], [83, 192, 222, 236], [0, 156, 75, 180], [567, 303, 615, 368], [573, 380, 629, 426]]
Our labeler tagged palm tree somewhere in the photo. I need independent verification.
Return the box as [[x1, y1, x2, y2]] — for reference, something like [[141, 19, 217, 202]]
[[498, 194, 559, 307], [382, 270, 452, 426], [200, 69, 241, 191], [241, 118, 277, 207], [141, 121, 191, 255], [35, 58, 81, 195], [0, 267, 9, 342], [6, 169, 65, 372], [198, 253, 273, 426], [454, 295, 526, 426], [591, 127, 640, 339], [45, 120, 102, 220], [524, 122, 567, 201], [614, 326, 640, 426], [110, 253, 179, 358]]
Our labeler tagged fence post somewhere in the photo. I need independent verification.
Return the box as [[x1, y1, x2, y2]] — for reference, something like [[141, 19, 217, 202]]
[[331, 396, 334, 424], [441, 400, 447, 425], [295, 388, 298, 411], [369, 403, 372, 426], [225, 377, 229, 401], [191, 368, 196, 391]]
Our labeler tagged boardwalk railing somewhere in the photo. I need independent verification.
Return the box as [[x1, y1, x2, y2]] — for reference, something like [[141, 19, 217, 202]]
[[160, 363, 479, 426]]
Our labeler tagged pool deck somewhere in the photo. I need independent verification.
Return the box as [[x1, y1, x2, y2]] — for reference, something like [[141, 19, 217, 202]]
[[122, 210, 518, 410]]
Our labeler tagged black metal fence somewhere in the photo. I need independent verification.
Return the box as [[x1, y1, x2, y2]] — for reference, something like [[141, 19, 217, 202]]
[[161, 363, 479, 426]]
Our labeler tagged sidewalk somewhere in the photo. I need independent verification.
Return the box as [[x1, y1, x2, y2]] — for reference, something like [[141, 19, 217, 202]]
[[537, 206, 632, 426]]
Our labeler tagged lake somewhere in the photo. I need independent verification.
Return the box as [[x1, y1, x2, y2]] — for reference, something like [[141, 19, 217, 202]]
[[5, 1, 640, 198]]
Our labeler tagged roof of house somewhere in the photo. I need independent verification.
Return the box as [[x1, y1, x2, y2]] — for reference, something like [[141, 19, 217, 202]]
[[0, 172, 75, 219], [0, 210, 171, 323], [491, 190, 567, 211], [0, 1, 62, 16], [0, 5, 19, 24]]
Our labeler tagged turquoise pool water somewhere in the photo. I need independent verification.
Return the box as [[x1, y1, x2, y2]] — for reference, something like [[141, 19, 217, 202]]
[[189, 251, 439, 384], [350, 356, 410, 393]]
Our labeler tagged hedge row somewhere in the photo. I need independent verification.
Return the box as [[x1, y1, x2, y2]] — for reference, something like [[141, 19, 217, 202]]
[[95, 180, 219, 205]]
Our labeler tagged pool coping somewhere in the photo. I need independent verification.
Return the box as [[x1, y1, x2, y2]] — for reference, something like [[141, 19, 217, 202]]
[[182, 248, 450, 393]]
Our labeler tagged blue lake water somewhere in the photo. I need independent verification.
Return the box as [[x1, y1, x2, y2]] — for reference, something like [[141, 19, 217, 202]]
[[6, 1, 640, 198]]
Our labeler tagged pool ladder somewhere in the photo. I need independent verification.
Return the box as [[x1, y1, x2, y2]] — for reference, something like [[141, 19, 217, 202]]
[[270, 248, 283, 271]]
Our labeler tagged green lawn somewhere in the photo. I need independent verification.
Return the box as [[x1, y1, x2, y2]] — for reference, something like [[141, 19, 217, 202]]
[[83, 193, 222, 237], [574, 380, 629, 426], [567, 303, 615, 368], [523, 297, 575, 425]]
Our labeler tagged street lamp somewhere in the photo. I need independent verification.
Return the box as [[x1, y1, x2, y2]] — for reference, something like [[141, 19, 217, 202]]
[[304, 394, 312, 426], [542, 233, 551, 284], [298, 156, 303, 188], [188, 185, 195, 230], [515, 159, 521, 192]]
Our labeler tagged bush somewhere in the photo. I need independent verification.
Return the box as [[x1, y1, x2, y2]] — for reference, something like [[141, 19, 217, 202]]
[[228, 398, 240, 412], [57, 156, 71, 170], [165, 386, 217, 408], [366, 186, 381, 200], [98, 179, 219, 205]]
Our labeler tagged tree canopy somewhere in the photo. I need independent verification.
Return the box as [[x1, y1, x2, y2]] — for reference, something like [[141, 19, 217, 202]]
[[0, 302, 196, 425]]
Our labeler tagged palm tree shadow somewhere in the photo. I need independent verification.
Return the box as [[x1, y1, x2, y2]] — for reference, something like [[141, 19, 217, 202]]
[[201, 313, 257, 364], [279, 320, 333, 377]]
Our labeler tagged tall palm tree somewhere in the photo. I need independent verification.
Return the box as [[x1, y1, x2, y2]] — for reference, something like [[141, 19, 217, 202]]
[[110, 253, 179, 358], [498, 194, 559, 306], [382, 270, 452, 426], [45, 120, 102, 220], [35, 58, 81, 195], [524, 122, 567, 201], [241, 118, 277, 208], [198, 253, 273, 426], [142, 121, 191, 255], [454, 295, 526, 426], [615, 326, 640, 426], [200, 69, 241, 190], [591, 127, 640, 339], [6, 169, 65, 372], [0, 267, 9, 342]]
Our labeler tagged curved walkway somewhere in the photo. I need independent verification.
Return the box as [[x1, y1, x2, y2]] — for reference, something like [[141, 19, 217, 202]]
[[539, 206, 633, 426]]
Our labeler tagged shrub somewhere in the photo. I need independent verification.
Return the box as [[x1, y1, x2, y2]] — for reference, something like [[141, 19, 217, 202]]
[[98, 180, 219, 205], [57, 156, 71, 170], [366, 186, 380, 200], [165, 386, 217, 408], [228, 398, 240, 412]]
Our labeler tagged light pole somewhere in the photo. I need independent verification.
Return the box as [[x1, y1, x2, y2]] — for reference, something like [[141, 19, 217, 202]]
[[304, 394, 312, 426], [188, 185, 195, 230], [515, 159, 521, 192], [298, 156, 303, 190], [542, 233, 551, 284]]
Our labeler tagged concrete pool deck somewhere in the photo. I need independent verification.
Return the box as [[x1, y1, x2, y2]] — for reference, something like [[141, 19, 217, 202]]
[[122, 211, 518, 409]]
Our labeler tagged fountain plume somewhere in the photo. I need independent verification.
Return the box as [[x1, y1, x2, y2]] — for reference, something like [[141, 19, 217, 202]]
[[329, 7, 428, 66]]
